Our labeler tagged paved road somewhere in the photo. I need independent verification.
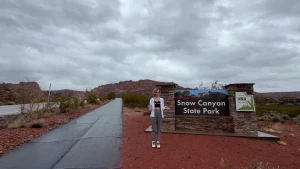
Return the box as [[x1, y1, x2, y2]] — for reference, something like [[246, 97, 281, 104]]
[[0, 98, 123, 169], [0, 103, 58, 117]]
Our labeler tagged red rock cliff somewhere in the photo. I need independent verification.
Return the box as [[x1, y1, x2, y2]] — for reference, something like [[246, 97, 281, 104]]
[[93, 79, 190, 98], [0, 81, 41, 105]]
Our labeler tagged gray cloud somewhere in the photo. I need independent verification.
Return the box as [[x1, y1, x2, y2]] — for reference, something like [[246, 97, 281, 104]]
[[0, 0, 299, 92]]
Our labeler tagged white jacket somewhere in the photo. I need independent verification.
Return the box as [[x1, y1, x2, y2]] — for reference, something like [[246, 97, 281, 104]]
[[149, 97, 166, 118]]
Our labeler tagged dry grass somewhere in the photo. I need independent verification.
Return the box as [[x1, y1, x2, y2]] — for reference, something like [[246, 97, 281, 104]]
[[1, 107, 58, 129], [259, 121, 300, 137], [123, 107, 148, 117], [219, 158, 231, 169], [220, 159, 280, 169], [246, 160, 280, 169], [277, 141, 287, 145], [56, 118, 70, 125], [7, 115, 26, 128]]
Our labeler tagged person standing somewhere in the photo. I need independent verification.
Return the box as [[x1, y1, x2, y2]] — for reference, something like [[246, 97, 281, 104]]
[[148, 88, 170, 148]]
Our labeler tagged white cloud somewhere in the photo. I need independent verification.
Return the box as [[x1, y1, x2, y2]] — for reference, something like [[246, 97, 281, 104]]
[[0, 0, 299, 92]]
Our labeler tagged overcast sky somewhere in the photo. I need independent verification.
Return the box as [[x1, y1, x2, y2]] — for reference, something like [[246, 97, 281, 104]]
[[0, 0, 299, 92]]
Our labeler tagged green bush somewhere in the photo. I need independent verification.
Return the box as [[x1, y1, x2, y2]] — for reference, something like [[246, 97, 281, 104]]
[[106, 92, 116, 100], [85, 90, 98, 104], [73, 97, 80, 109], [256, 103, 300, 117], [79, 99, 85, 107], [58, 93, 73, 113], [122, 92, 150, 108]]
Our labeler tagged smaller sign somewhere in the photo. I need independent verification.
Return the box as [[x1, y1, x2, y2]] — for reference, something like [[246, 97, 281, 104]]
[[235, 92, 255, 111]]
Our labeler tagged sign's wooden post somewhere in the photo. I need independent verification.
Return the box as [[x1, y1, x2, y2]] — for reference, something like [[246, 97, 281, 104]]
[[224, 83, 258, 133], [155, 83, 176, 131]]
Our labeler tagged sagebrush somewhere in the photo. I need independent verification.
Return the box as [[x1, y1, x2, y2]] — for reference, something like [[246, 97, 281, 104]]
[[256, 103, 300, 117], [122, 92, 150, 108]]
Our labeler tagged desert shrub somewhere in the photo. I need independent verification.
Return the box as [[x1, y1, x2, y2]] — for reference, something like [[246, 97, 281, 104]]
[[79, 99, 85, 107], [271, 116, 280, 123], [293, 115, 300, 124], [256, 103, 300, 117], [30, 119, 45, 128], [106, 92, 116, 100], [281, 114, 290, 120], [72, 97, 80, 109], [99, 96, 106, 102], [59, 93, 73, 113], [85, 90, 99, 104], [123, 92, 150, 108], [7, 115, 26, 128], [278, 96, 295, 104]]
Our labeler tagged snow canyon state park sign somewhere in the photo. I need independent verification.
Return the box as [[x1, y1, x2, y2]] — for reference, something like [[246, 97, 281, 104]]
[[154, 82, 258, 134]]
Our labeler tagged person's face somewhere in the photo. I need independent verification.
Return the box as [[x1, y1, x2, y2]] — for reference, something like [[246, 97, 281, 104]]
[[154, 90, 160, 97]]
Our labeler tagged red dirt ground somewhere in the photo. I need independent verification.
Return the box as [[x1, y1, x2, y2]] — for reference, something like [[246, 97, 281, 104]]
[[120, 107, 300, 169], [0, 103, 106, 156]]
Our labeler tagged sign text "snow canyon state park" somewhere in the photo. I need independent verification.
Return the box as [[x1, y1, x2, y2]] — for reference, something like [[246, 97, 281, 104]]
[[174, 90, 230, 116]]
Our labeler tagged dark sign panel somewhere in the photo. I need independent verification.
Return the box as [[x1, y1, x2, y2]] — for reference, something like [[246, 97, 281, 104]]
[[174, 89, 230, 116]]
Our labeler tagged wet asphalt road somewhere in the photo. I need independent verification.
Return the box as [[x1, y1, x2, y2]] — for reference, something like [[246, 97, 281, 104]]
[[0, 98, 123, 169]]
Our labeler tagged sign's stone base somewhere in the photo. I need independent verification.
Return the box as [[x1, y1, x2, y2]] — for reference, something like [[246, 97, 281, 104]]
[[145, 126, 280, 141], [176, 115, 234, 133]]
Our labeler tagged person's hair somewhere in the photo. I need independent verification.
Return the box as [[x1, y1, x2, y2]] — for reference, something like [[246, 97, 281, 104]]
[[152, 88, 160, 96]]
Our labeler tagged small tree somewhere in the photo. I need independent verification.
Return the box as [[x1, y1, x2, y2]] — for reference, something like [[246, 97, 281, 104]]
[[211, 80, 225, 89], [197, 80, 226, 90]]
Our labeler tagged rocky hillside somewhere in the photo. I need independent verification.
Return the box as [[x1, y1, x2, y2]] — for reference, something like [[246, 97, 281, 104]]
[[44, 89, 85, 98], [0, 82, 42, 105], [93, 79, 190, 98]]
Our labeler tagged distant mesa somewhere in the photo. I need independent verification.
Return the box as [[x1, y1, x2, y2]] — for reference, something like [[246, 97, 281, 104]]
[[93, 79, 189, 98], [0, 81, 41, 105]]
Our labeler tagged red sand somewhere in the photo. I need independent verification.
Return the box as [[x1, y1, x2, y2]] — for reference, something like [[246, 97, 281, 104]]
[[120, 107, 300, 169]]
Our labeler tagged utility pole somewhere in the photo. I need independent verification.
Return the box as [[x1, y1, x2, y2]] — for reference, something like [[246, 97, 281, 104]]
[[47, 83, 51, 105]]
